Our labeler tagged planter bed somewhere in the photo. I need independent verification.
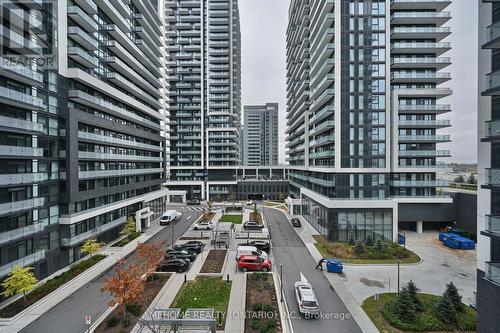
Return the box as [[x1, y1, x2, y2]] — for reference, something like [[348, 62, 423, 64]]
[[249, 212, 263, 224], [179, 236, 210, 241], [313, 235, 421, 264], [171, 276, 231, 329], [111, 232, 141, 247], [200, 250, 227, 273], [245, 273, 282, 333], [219, 214, 243, 224], [202, 212, 216, 221], [362, 293, 476, 332], [95, 273, 171, 333], [0, 254, 107, 318]]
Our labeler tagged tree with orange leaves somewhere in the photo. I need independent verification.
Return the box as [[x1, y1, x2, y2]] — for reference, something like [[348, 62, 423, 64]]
[[101, 260, 144, 317], [137, 241, 164, 277]]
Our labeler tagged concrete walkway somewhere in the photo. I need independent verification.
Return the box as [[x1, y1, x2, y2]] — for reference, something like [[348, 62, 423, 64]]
[[224, 273, 246, 333], [0, 220, 166, 333]]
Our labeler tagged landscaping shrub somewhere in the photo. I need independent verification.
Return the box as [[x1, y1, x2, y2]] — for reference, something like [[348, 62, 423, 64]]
[[406, 280, 423, 312], [365, 235, 374, 247], [394, 289, 417, 323], [126, 303, 142, 317], [443, 282, 464, 313], [354, 241, 365, 256], [373, 239, 386, 254], [106, 316, 118, 328], [121, 316, 131, 328], [252, 303, 274, 312], [434, 293, 457, 324], [348, 237, 355, 246]]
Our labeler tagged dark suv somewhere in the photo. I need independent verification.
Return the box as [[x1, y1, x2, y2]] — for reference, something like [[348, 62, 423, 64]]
[[186, 199, 200, 205]]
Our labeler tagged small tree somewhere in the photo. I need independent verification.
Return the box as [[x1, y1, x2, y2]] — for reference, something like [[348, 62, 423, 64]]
[[278, 192, 285, 202], [454, 175, 465, 183], [122, 217, 137, 237], [348, 236, 355, 246], [354, 241, 365, 256], [394, 289, 417, 323], [365, 235, 374, 247], [443, 281, 464, 312], [1, 266, 37, 306], [434, 292, 457, 324], [101, 260, 144, 318], [253, 201, 258, 216], [137, 242, 164, 278], [405, 280, 423, 312], [81, 238, 101, 258], [230, 192, 237, 210], [215, 193, 222, 202], [466, 173, 477, 185], [374, 239, 386, 254], [207, 200, 213, 214]]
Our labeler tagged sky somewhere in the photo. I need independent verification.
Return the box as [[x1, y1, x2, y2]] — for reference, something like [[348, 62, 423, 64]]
[[239, 0, 478, 165]]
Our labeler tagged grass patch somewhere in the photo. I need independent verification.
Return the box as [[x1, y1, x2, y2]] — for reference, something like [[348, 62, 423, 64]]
[[0, 254, 107, 318], [219, 214, 243, 224], [172, 276, 231, 329], [200, 250, 227, 273], [111, 232, 141, 247], [95, 273, 170, 333], [249, 212, 262, 224], [362, 293, 476, 332], [313, 235, 421, 264]]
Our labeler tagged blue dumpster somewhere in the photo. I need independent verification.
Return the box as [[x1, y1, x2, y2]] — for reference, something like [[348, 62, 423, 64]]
[[443, 237, 460, 249], [326, 259, 343, 273], [398, 234, 406, 245], [439, 232, 454, 242], [451, 235, 476, 250]]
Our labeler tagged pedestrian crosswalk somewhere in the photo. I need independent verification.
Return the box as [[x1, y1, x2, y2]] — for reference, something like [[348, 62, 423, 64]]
[[183, 206, 205, 212]]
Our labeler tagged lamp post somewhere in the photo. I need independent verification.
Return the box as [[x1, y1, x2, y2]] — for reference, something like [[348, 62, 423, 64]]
[[397, 261, 400, 294], [280, 263, 284, 303], [171, 222, 175, 247]]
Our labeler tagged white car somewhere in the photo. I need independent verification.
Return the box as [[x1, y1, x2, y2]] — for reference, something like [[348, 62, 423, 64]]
[[294, 273, 320, 318], [193, 220, 214, 230], [246, 200, 254, 206]]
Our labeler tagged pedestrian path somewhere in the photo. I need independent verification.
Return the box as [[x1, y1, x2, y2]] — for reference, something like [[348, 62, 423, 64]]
[[224, 273, 246, 333]]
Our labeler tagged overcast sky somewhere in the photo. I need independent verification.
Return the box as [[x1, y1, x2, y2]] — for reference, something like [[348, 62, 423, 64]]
[[239, 0, 477, 164]]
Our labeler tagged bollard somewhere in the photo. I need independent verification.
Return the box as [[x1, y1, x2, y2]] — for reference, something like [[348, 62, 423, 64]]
[[227, 274, 230, 283], [184, 274, 187, 284]]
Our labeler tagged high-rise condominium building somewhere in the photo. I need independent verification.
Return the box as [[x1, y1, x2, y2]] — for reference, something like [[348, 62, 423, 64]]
[[164, 0, 242, 200], [0, 0, 167, 281], [478, 1, 500, 331], [242, 103, 279, 166], [286, 0, 452, 242]]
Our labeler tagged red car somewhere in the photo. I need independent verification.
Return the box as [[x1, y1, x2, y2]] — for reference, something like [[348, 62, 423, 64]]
[[238, 255, 272, 272]]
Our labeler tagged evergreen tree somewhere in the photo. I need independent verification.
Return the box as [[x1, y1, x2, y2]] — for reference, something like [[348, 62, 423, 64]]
[[466, 173, 477, 185], [443, 282, 464, 312], [365, 235, 374, 247], [406, 280, 423, 312], [394, 289, 417, 323], [348, 236, 355, 246], [374, 239, 386, 254], [454, 175, 465, 183], [434, 293, 457, 324], [354, 241, 365, 256]]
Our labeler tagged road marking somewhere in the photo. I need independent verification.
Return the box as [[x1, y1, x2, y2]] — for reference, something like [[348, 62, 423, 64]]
[[186, 215, 191, 220]]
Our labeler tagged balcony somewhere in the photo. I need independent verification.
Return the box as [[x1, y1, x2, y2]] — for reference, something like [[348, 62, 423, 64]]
[[0, 250, 45, 278], [391, 180, 449, 187], [74, 0, 98, 14], [398, 135, 451, 142], [309, 120, 335, 136], [79, 168, 164, 180], [309, 105, 334, 125], [391, 72, 451, 84], [486, 168, 500, 187], [78, 151, 163, 162], [391, 57, 451, 70], [391, 27, 451, 40], [309, 135, 335, 148], [485, 119, 500, 140], [484, 215, 500, 237], [483, 71, 500, 96], [394, 87, 452, 99], [391, 42, 451, 56], [78, 131, 163, 151], [0, 57, 44, 86], [68, 46, 98, 68], [0, 145, 43, 158], [68, 26, 98, 50], [485, 262, 500, 285], [398, 104, 451, 114], [391, 0, 451, 11], [67, 6, 98, 32], [0, 197, 45, 216], [0, 173, 48, 186], [398, 149, 451, 157], [398, 119, 451, 128], [483, 21, 500, 49], [0, 223, 45, 246], [309, 150, 335, 159], [391, 11, 451, 25], [61, 216, 126, 247], [0, 86, 44, 110], [0, 115, 44, 133]]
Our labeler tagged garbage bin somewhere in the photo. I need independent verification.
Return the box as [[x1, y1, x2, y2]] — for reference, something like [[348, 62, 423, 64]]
[[398, 234, 406, 245], [326, 259, 343, 273]]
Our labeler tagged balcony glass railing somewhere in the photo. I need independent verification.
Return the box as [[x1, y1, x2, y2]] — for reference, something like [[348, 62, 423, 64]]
[[399, 119, 450, 127], [486, 119, 500, 138], [399, 135, 450, 142], [486, 168, 500, 186], [399, 150, 450, 157], [486, 71, 500, 91], [486, 262, 500, 285], [486, 215, 500, 235], [0, 250, 45, 277]]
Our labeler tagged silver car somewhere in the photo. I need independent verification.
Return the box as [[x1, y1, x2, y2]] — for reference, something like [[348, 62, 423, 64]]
[[294, 273, 320, 318]]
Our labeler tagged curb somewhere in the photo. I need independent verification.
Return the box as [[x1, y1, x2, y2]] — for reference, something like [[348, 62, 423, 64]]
[[273, 272, 294, 333]]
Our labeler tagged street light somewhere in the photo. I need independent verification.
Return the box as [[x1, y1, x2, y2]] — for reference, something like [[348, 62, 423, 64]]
[[397, 261, 400, 294], [280, 263, 284, 303]]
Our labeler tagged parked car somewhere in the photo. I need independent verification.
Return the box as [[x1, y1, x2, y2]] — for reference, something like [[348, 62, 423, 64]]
[[157, 258, 190, 273], [246, 199, 254, 206], [184, 240, 205, 248], [193, 220, 214, 231], [291, 218, 301, 228], [160, 210, 182, 226], [243, 221, 264, 230], [240, 240, 271, 254], [173, 243, 204, 254], [238, 255, 272, 272], [186, 199, 200, 205], [165, 250, 197, 262], [294, 273, 320, 318], [236, 245, 268, 260]]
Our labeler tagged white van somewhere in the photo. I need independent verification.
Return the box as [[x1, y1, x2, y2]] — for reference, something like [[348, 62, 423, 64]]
[[236, 245, 268, 260], [160, 210, 182, 226]]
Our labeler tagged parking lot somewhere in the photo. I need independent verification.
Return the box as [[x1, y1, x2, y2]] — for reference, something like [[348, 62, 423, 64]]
[[337, 231, 476, 305]]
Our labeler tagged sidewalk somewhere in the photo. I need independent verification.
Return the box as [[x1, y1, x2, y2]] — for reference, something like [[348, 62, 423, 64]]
[[281, 211, 379, 333], [0, 220, 166, 333]]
